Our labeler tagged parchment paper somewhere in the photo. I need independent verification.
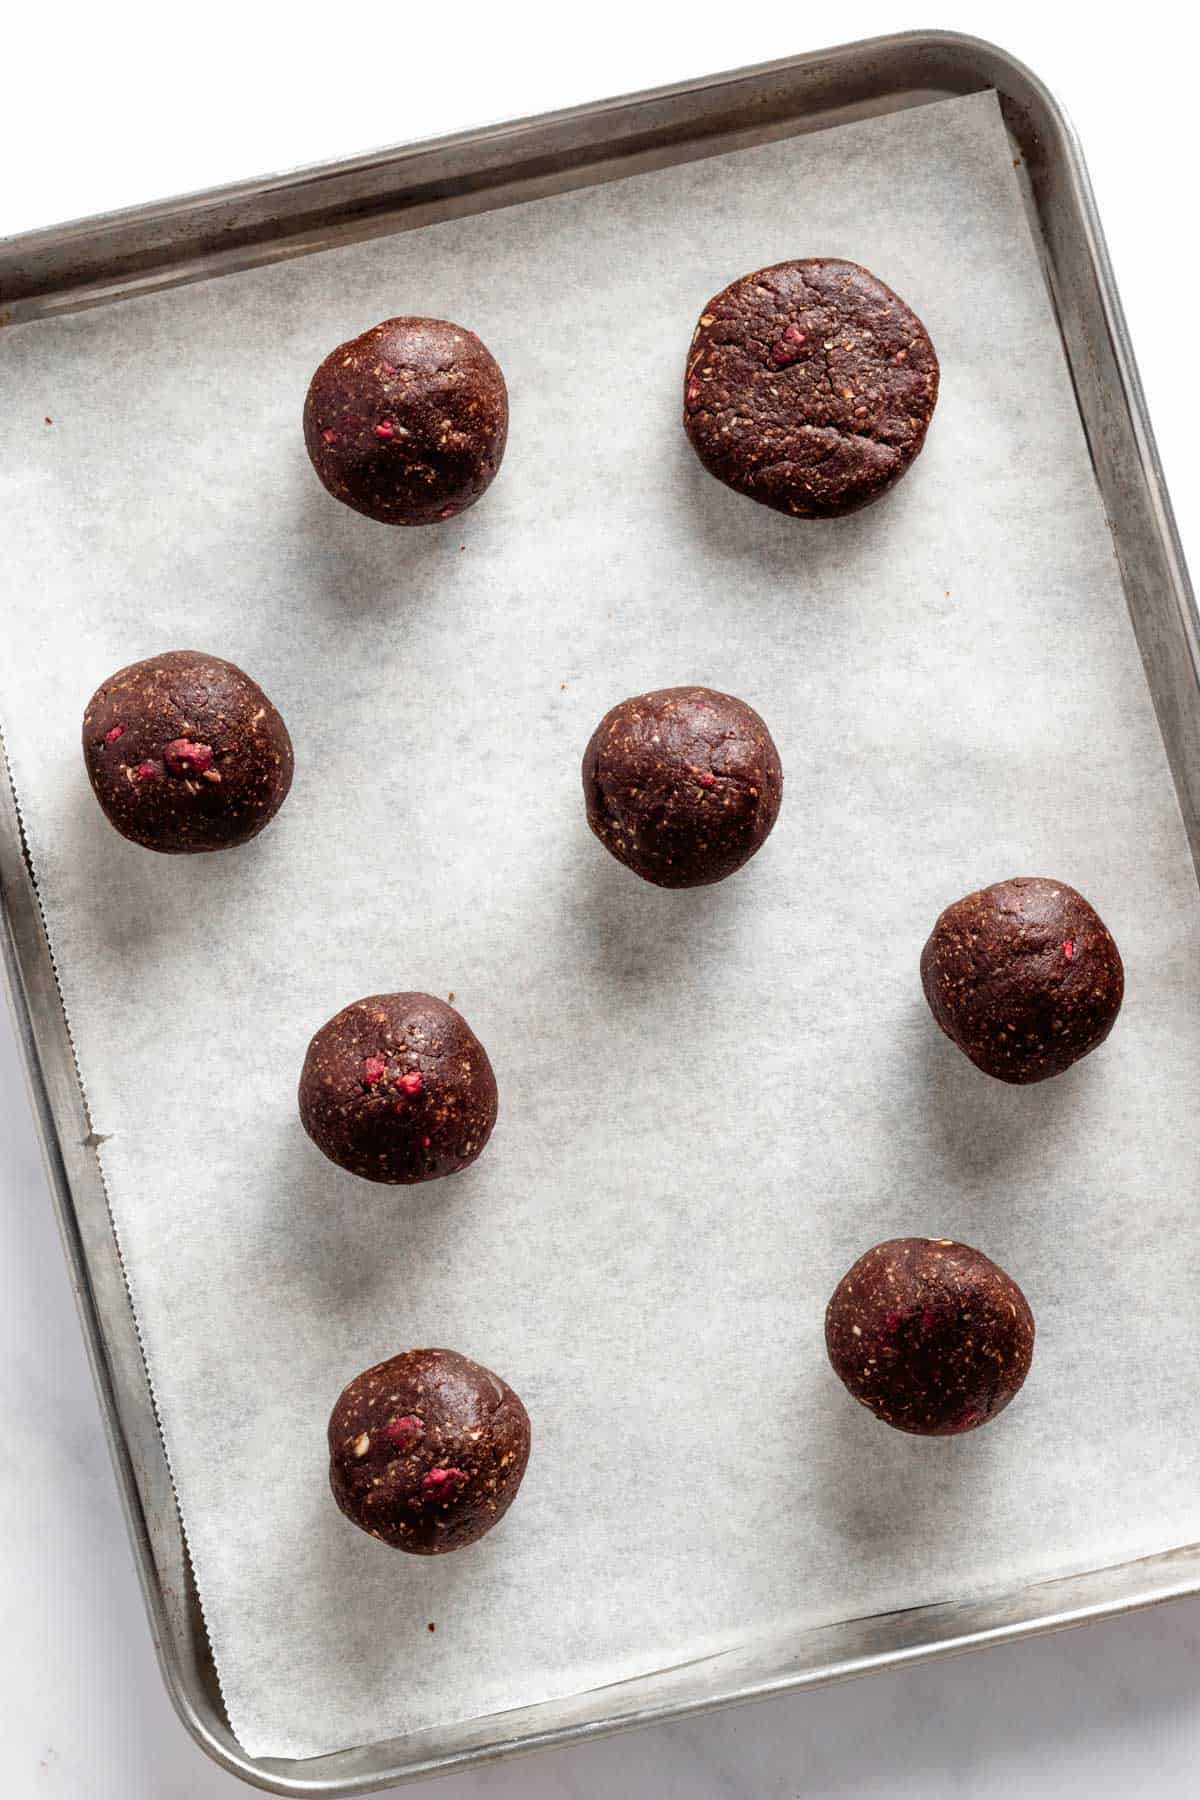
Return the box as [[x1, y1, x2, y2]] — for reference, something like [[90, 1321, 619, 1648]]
[[4, 90, 1200, 1762]]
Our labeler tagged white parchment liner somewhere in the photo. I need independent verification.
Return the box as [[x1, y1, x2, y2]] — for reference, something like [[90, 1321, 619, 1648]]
[[3, 91, 1199, 1760]]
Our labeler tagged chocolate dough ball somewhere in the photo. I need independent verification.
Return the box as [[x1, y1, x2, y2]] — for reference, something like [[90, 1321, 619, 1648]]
[[329, 1347, 531, 1554], [299, 992, 498, 1184], [825, 1237, 1034, 1436], [921, 877, 1124, 1085], [582, 686, 783, 888], [82, 650, 293, 853], [303, 317, 508, 525], [683, 258, 939, 518]]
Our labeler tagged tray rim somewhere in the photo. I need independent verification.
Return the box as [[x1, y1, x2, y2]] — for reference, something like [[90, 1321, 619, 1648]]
[[4, 26, 1200, 1795]]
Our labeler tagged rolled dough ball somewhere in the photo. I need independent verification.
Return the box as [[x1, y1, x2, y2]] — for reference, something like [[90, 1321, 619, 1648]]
[[82, 649, 293, 853], [825, 1237, 1034, 1436], [921, 876, 1124, 1083], [299, 992, 498, 1183], [328, 1347, 530, 1553], [582, 685, 782, 887], [683, 258, 939, 517], [303, 316, 508, 525]]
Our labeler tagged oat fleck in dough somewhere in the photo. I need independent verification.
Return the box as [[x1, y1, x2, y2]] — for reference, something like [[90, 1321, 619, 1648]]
[[328, 1348, 531, 1553], [81, 650, 293, 853], [303, 317, 508, 525], [683, 258, 939, 518], [825, 1238, 1034, 1436], [921, 877, 1124, 1084], [582, 686, 782, 888], [299, 993, 498, 1184]]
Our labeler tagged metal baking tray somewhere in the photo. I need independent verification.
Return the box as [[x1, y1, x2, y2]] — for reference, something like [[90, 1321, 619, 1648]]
[[3, 28, 1198, 1796]]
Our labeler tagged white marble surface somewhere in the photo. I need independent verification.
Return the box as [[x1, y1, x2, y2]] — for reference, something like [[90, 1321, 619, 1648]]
[[4, 3, 1200, 1794]]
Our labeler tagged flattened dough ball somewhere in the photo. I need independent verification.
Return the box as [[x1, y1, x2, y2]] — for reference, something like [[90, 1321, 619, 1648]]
[[82, 649, 293, 853], [299, 992, 498, 1183], [303, 316, 508, 525], [825, 1237, 1034, 1436], [684, 258, 939, 517], [328, 1348, 531, 1553], [921, 876, 1124, 1084], [582, 685, 782, 888]]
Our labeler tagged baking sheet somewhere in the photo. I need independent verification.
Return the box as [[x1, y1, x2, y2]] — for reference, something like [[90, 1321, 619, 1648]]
[[3, 88, 1200, 1762]]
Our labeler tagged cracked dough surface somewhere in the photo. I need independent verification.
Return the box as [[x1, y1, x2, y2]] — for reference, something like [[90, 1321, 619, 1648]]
[[683, 257, 939, 518]]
